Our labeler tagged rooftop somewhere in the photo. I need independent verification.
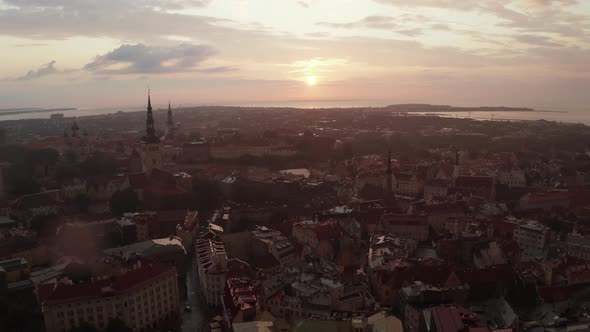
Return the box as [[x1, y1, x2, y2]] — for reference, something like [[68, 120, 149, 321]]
[[39, 261, 175, 305], [103, 236, 186, 259]]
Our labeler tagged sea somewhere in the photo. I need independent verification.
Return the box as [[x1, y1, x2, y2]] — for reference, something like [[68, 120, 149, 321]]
[[1, 100, 588, 125]]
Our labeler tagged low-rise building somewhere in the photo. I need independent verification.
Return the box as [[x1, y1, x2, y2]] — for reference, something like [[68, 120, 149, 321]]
[[252, 226, 297, 265], [103, 237, 186, 276]]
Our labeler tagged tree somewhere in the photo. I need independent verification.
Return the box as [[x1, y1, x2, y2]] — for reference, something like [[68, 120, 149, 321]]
[[81, 153, 117, 177], [5, 163, 40, 195], [110, 189, 139, 216]]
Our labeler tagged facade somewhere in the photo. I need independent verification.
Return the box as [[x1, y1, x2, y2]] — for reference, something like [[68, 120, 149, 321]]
[[454, 176, 496, 202], [497, 170, 526, 188], [292, 220, 339, 259], [210, 144, 296, 160], [513, 221, 549, 261], [424, 179, 451, 203], [422, 203, 465, 232], [196, 236, 228, 307], [398, 282, 469, 332], [176, 211, 199, 251], [395, 172, 424, 197], [40, 261, 179, 332], [565, 233, 590, 260], [380, 214, 429, 242]]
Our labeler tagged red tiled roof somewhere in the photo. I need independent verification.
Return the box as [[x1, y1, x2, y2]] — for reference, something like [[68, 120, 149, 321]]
[[395, 172, 418, 182], [382, 214, 427, 225], [455, 176, 494, 188], [538, 285, 577, 302], [452, 265, 514, 285], [12, 190, 63, 210], [431, 305, 479, 332], [421, 203, 464, 215], [315, 222, 341, 241], [157, 209, 187, 222], [127, 172, 148, 188], [127, 170, 187, 196], [150, 168, 176, 186], [521, 191, 569, 203], [41, 261, 175, 305]]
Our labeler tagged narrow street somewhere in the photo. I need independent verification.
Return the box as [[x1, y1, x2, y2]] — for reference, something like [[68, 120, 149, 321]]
[[180, 257, 210, 332]]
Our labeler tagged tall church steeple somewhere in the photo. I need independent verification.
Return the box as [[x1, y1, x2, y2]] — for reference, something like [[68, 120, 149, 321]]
[[386, 149, 393, 196], [167, 101, 173, 128], [140, 90, 163, 173], [143, 89, 160, 144]]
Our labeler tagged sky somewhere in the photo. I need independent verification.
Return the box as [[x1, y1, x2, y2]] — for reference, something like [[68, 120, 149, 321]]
[[0, 0, 589, 111]]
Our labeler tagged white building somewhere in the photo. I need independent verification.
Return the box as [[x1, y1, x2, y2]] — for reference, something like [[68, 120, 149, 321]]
[[210, 144, 296, 160], [513, 221, 549, 261], [41, 261, 179, 332], [195, 236, 228, 307], [497, 170, 526, 188]]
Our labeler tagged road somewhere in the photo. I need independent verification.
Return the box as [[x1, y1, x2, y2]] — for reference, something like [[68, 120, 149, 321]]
[[180, 257, 210, 332]]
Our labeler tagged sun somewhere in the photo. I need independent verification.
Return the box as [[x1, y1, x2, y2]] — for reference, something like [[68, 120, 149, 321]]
[[306, 76, 317, 86]]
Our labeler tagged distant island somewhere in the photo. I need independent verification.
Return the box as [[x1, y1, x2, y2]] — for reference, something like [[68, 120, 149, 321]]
[[0, 108, 77, 116], [383, 104, 561, 113]]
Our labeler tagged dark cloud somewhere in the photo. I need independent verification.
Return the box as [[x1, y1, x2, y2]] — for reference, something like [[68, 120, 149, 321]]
[[0, 0, 230, 40], [515, 34, 563, 47], [195, 66, 239, 73], [16, 60, 57, 80], [84, 43, 217, 74]]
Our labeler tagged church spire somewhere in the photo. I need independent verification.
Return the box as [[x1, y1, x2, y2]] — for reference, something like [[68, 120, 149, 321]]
[[167, 100, 173, 128], [386, 148, 393, 197], [143, 89, 160, 143]]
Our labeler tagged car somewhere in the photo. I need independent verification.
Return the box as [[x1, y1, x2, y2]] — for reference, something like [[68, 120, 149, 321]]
[[184, 305, 192, 312]]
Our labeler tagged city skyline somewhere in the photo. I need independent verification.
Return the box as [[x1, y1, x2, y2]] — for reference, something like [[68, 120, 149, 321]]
[[1, 0, 589, 111]]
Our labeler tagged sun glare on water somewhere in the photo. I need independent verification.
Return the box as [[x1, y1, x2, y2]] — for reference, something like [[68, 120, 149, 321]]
[[307, 76, 317, 86]]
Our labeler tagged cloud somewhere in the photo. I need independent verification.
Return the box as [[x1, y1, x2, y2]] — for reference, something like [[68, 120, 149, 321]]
[[318, 15, 398, 29], [195, 66, 238, 73], [430, 23, 451, 30], [84, 43, 217, 74], [297, 1, 310, 8], [16, 60, 58, 80], [515, 34, 563, 47], [397, 28, 424, 37], [374, 0, 590, 41], [373, 0, 482, 10], [0, 0, 231, 40]]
